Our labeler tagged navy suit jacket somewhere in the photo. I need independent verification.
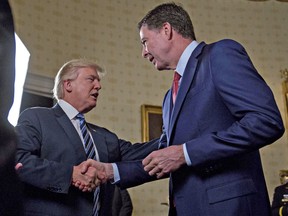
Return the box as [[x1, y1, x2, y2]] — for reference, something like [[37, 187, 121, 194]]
[[116, 39, 284, 216], [15, 104, 159, 216]]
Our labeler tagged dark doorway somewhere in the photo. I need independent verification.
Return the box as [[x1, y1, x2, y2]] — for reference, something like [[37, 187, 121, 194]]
[[20, 91, 54, 113]]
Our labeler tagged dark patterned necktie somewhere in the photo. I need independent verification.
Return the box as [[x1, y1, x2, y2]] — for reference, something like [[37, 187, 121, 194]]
[[76, 113, 100, 216], [172, 71, 181, 104]]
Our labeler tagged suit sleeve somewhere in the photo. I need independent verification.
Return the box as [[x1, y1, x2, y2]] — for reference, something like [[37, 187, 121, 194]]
[[115, 125, 165, 188], [115, 138, 164, 188], [119, 138, 160, 161], [116, 161, 156, 189]]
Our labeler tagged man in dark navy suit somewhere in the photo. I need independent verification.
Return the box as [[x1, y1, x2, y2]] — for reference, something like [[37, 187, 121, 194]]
[[80, 2, 285, 216]]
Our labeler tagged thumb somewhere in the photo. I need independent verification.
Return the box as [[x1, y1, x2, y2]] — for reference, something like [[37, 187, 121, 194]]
[[81, 159, 97, 174], [80, 160, 91, 174]]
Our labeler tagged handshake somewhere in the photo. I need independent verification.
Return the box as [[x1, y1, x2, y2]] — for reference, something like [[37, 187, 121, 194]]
[[15, 160, 114, 193], [72, 145, 186, 192], [15, 145, 185, 193], [72, 159, 114, 192]]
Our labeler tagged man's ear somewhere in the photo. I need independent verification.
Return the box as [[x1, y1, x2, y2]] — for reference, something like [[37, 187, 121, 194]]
[[162, 22, 173, 40], [63, 80, 72, 93]]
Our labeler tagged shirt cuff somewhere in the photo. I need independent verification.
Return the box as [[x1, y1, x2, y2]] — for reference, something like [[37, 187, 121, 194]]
[[112, 163, 120, 183], [183, 143, 192, 166]]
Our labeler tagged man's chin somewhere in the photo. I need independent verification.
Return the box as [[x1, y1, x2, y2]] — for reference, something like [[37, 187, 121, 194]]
[[83, 104, 97, 113], [91, 102, 97, 109], [155, 63, 166, 71], [155, 66, 166, 71]]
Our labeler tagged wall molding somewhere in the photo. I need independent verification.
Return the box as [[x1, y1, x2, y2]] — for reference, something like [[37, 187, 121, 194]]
[[24, 73, 54, 98]]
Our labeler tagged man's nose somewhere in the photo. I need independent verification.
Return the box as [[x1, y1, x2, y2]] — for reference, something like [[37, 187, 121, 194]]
[[94, 80, 101, 90], [142, 47, 149, 58]]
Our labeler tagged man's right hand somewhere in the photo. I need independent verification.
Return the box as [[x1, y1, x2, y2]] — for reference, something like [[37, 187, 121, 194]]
[[72, 163, 98, 192], [73, 159, 114, 191]]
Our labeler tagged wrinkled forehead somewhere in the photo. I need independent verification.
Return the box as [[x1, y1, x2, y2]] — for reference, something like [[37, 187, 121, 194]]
[[77, 67, 100, 78]]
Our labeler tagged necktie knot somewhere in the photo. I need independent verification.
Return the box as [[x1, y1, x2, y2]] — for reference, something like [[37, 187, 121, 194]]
[[173, 71, 181, 82], [76, 113, 86, 125], [76, 113, 84, 120]]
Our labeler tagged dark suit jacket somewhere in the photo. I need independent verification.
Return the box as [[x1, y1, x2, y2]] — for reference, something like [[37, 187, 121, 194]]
[[15, 104, 159, 216], [116, 39, 284, 216], [112, 187, 133, 216], [271, 183, 288, 216]]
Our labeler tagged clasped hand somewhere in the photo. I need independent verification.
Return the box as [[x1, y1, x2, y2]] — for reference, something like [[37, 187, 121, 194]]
[[72, 159, 112, 192], [15, 161, 109, 193], [72, 145, 186, 192]]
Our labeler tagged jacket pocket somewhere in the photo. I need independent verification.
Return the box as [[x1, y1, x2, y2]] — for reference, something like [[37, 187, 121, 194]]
[[207, 178, 257, 204]]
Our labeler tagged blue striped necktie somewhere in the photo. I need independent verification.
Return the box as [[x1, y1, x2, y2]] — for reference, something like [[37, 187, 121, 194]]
[[76, 113, 100, 216]]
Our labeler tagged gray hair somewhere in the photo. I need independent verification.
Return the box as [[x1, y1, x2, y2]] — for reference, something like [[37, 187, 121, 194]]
[[53, 58, 105, 101]]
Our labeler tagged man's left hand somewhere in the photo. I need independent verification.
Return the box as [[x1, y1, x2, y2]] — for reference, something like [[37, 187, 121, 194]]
[[142, 145, 186, 178]]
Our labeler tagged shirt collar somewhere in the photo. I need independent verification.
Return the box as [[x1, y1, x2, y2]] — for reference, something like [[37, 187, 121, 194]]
[[175, 40, 199, 77], [58, 99, 79, 120]]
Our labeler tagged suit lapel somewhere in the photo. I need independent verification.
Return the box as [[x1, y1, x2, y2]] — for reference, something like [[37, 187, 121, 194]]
[[53, 104, 87, 161], [53, 104, 109, 163], [168, 42, 206, 142], [88, 126, 109, 163]]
